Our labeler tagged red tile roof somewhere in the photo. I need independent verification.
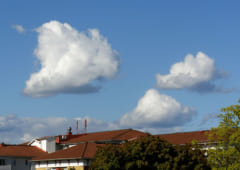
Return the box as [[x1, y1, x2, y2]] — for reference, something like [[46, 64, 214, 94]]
[[32, 129, 147, 161], [32, 143, 105, 161], [156, 130, 209, 145], [60, 129, 148, 144], [0, 144, 47, 157], [32, 130, 211, 162]]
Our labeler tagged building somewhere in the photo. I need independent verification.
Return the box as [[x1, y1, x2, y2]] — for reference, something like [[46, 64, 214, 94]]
[[29, 128, 148, 152], [0, 128, 211, 170], [28, 136, 57, 153], [29, 129, 212, 170], [0, 143, 47, 170], [32, 142, 105, 170], [156, 130, 209, 145], [156, 130, 216, 155], [29, 128, 148, 170]]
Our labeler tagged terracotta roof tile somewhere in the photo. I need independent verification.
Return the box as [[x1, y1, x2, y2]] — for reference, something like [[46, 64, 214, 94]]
[[32, 130, 211, 161], [83, 143, 105, 158], [113, 129, 148, 141], [33, 143, 105, 161], [0, 144, 47, 157], [60, 129, 147, 144], [156, 130, 209, 145]]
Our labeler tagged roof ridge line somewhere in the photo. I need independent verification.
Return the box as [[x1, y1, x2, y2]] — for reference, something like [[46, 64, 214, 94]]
[[112, 129, 132, 140], [156, 130, 210, 135], [81, 142, 88, 158], [83, 128, 132, 135]]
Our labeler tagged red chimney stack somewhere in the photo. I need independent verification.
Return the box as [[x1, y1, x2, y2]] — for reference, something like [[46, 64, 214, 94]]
[[84, 119, 87, 129], [66, 126, 72, 136]]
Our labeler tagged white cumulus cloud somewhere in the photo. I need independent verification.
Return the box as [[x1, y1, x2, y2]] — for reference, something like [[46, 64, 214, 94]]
[[156, 52, 228, 92], [120, 89, 196, 128], [12, 25, 25, 33], [23, 20, 120, 97]]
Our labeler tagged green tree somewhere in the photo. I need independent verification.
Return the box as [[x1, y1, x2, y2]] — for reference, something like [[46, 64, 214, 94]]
[[207, 99, 240, 169], [174, 145, 210, 170], [90, 144, 125, 170], [90, 135, 210, 170], [122, 135, 177, 170]]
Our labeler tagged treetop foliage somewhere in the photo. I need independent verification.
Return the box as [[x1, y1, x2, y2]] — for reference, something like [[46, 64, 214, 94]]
[[90, 135, 210, 170], [207, 99, 240, 169]]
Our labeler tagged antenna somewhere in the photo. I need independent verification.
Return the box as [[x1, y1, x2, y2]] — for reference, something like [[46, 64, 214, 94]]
[[84, 119, 87, 134], [76, 120, 79, 134]]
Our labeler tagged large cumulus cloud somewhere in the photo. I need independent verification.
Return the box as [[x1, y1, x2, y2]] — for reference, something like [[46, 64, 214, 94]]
[[23, 20, 120, 97], [120, 89, 196, 128], [156, 52, 228, 93]]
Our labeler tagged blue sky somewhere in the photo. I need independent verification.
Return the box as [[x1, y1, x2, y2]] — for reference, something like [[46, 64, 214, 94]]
[[0, 1, 239, 143]]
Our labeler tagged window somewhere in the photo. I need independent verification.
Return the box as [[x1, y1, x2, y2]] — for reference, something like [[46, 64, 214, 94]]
[[25, 160, 28, 165], [0, 159, 5, 165]]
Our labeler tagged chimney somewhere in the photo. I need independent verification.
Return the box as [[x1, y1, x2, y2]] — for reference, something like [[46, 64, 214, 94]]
[[76, 120, 79, 134], [84, 119, 87, 134], [67, 126, 72, 136], [0, 143, 5, 147], [84, 119, 87, 130]]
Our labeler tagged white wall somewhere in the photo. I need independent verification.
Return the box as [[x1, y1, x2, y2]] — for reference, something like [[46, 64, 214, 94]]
[[33, 159, 87, 168], [0, 156, 32, 170], [46, 137, 56, 153], [30, 137, 56, 153], [31, 140, 44, 151]]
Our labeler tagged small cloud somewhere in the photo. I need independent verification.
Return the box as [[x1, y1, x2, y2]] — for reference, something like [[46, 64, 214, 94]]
[[0, 110, 198, 144], [20, 133, 36, 142], [135, 126, 184, 135], [23, 20, 120, 97], [12, 25, 25, 33], [0, 114, 118, 144], [201, 112, 219, 125], [156, 52, 229, 93], [119, 89, 196, 128]]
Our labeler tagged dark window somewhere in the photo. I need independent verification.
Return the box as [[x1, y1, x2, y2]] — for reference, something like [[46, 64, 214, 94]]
[[0, 159, 5, 165], [25, 160, 28, 165]]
